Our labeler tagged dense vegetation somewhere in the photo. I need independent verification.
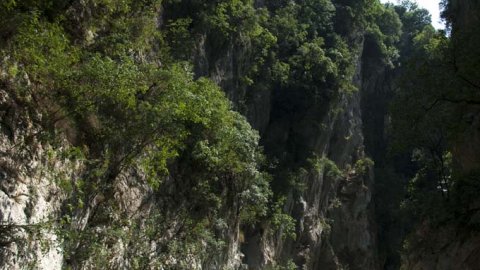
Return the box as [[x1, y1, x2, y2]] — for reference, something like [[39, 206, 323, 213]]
[[1, 0, 273, 267], [1, 0, 479, 269], [391, 0, 480, 231]]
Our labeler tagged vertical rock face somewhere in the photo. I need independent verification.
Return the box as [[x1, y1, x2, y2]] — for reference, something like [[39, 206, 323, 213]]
[[193, 19, 379, 268], [0, 89, 68, 269], [360, 34, 402, 270], [5, 1, 480, 268], [0, 1, 390, 269], [0, 35, 380, 270]]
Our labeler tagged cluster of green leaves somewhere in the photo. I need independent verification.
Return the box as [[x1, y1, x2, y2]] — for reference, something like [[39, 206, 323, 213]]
[[310, 156, 343, 178], [263, 0, 359, 95], [164, 0, 396, 101], [269, 196, 297, 241], [354, 157, 375, 175], [164, 0, 276, 84], [365, 2, 403, 67], [392, 28, 452, 150]]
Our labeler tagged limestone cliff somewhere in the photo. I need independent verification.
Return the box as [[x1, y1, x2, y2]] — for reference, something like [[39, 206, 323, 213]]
[[189, 7, 380, 268], [4, 0, 476, 269], [0, 1, 384, 268]]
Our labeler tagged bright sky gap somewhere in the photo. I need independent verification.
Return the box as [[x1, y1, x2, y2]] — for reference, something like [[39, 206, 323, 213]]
[[380, 0, 445, 29]]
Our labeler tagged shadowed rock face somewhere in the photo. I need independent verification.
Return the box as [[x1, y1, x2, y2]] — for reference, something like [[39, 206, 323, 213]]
[[6, 1, 480, 269], [0, 1, 384, 268], [191, 12, 380, 267]]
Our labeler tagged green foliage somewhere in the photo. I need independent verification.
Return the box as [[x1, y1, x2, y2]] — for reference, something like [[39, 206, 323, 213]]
[[239, 171, 272, 223], [7, 15, 77, 85], [365, 2, 403, 67], [390, 0, 480, 236], [267, 259, 297, 270], [206, 0, 258, 39], [286, 167, 309, 193], [405, 149, 453, 222], [1, 0, 277, 267], [273, 155, 342, 196], [165, 17, 195, 60], [0, 0, 16, 10], [265, 1, 357, 94], [354, 157, 374, 175], [288, 38, 337, 87], [0, 0, 71, 22], [6, 0, 462, 268], [391, 28, 453, 154], [81, 0, 163, 57], [270, 196, 297, 241], [309, 156, 343, 179]]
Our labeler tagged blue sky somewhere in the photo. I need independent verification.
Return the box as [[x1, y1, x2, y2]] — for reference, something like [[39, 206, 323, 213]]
[[380, 0, 445, 29]]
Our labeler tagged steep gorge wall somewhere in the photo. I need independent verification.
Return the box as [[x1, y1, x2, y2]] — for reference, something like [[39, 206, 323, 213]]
[[0, 1, 401, 269], [191, 12, 380, 269]]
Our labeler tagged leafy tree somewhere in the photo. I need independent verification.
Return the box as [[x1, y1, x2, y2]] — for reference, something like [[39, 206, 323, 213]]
[[391, 0, 480, 226]]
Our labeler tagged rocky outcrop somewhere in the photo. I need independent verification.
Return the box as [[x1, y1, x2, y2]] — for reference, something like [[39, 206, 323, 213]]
[[191, 12, 380, 267], [0, 88, 69, 269]]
